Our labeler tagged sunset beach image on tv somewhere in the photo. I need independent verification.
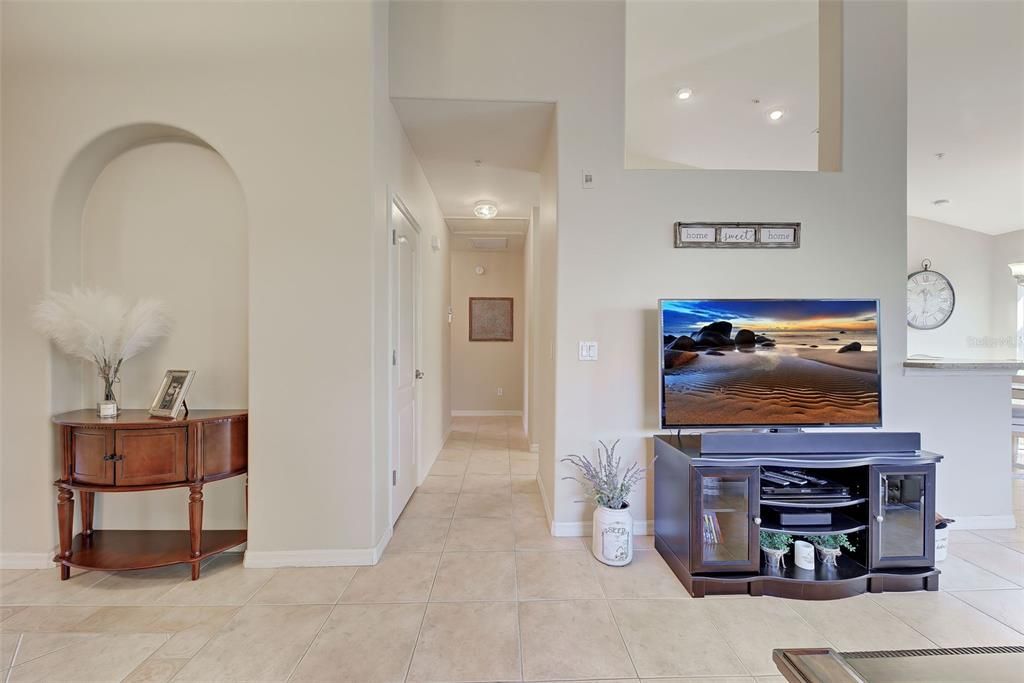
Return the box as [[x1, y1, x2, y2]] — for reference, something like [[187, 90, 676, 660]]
[[661, 299, 880, 427]]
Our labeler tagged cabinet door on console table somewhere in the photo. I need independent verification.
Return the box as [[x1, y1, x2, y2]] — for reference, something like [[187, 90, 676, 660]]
[[869, 464, 935, 569], [69, 429, 115, 486], [692, 467, 760, 573], [115, 428, 187, 487]]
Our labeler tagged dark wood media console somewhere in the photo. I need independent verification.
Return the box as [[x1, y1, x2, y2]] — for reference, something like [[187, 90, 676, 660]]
[[654, 433, 942, 599], [53, 409, 248, 581]]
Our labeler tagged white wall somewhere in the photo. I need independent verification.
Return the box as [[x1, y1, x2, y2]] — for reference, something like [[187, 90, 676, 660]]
[[450, 249, 524, 412], [80, 140, 248, 530], [1, 1, 386, 565], [392, 0, 1015, 532], [991, 230, 1024, 357]]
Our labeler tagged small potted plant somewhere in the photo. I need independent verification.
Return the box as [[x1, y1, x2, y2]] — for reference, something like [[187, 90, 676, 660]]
[[810, 533, 856, 567], [562, 440, 648, 566], [760, 530, 793, 570]]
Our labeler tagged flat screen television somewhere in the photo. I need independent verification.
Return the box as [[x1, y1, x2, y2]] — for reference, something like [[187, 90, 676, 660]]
[[660, 299, 881, 429]]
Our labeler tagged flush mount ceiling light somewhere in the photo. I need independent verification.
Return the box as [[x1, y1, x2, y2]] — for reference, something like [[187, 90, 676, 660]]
[[473, 200, 498, 219], [932, 199, 950, 206], [768, 109, 785, 121], [675, 87, 693, 101]]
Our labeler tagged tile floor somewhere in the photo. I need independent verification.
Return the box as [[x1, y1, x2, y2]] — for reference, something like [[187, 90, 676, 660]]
[[2, 416, 1024, 682]]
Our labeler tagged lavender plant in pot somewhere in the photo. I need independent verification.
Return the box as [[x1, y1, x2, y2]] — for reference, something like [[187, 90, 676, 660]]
[[562, 440, 648, 566]]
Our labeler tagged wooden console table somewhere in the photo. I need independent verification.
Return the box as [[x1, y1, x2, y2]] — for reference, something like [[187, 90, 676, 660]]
[[53, 409, 247, 581]]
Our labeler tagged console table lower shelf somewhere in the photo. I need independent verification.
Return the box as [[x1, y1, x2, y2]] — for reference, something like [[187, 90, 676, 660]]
[[58, 530, 247, 573], [656, 535, 939, 599]]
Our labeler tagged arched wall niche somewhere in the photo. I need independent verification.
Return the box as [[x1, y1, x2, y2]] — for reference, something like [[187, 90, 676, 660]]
[[50, 122, 250, 530]]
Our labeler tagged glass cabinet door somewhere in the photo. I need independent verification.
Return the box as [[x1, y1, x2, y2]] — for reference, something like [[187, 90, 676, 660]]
[[692, 467, 759, 573], [869, 465, 935, 569]]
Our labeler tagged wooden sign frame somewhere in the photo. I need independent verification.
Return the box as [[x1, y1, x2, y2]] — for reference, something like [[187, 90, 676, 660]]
[[674, 222, 801, 249]]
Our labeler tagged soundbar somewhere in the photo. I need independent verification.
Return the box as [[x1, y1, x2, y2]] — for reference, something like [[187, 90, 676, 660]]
[[699, 431, 921, 455]]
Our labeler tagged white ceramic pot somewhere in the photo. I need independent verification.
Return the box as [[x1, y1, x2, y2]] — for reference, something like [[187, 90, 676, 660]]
[[762, 547, 787, 570], [934, 525, 949, 562], [592, 505, 633, 566], [794, 540, 815, 570], [815, 545, 841, 567]]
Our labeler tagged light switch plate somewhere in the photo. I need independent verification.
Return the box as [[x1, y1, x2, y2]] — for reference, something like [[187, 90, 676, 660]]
[[582, 169, 594, 189], [578, 341, 598, 361]]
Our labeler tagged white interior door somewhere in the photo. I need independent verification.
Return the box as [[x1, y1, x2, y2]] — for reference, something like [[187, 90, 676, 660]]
[[391, 205, 419, 522]]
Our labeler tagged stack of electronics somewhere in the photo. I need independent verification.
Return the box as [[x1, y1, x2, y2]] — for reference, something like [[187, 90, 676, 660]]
[[761, 469, 851, 526]]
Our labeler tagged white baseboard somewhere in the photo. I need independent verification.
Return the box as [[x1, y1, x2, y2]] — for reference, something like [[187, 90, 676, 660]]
[[451, 410, 523, 417], [951, 514, 1017, 530], [536, 472, 554, 529], [244, 528, 391, 568], [0, 552, 56, 569], [550, 518, 652, 537]]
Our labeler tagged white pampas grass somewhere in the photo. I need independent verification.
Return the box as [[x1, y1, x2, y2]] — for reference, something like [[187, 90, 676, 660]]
[[33, 288, 172, 369]]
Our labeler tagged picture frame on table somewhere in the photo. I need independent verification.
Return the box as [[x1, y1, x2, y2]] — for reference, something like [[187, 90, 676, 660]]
[[149, 369, 196, 418]]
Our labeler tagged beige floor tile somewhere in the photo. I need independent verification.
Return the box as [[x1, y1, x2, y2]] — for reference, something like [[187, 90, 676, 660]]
[[0, 607, 24, 622], [436, 449, 471, 463], [934, 553, 1018, 590], [455, 492, 512, 518], [445, 517, 516, 551], [123, 656, 188, 683], [249, 567, 357, 604], [511, 476, 540, 494], [0, 606, 99, 632], [156, 554, 274, 605], [0, 571, 34, 589], [340, 552, 439, 603], [471, 448, 510, 458], [467, 455, 511, 475], [419, 475, 464, 494], [611, 599, 748, 678], [1006, 542, 1024, 554], [430, 552, 517, 602], [641, 679, 755, 683], [516, 551, 603, 600], [290, 603, 425, 682], [148, 608, 240, 659], [950, 588, 1024, 633], [514, 517, 584, 551], [950, 541, 1024, 585], [9, 633, 101, 668], [442, 438, 474, 451], [430, 460, 468, 477], [407, 601, 521, 683], [402, 492, 459, 519], [789, 594, 935, 651], [871, 591, 1024, 646], [174, 604, 329, 682], [7, 632, 167, 682], [705, 597, 833, 676], [474, 438, 509, 450], [461, 473, 512, 495], [62, 565, 191, 605], [948, 530, 989, 545], [1, 632, 20, 669], [389, 517, 451, 553], [0, 568, 110, 606], [520, 600, 635, 681], [591, 550, 690, 598], [973, 527, 1024, 544], [512, 493, 547, 518]]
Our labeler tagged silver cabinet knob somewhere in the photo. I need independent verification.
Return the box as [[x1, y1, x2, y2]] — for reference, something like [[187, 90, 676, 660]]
[[753, 517, 762, 526], [875, 515, 884, 523]]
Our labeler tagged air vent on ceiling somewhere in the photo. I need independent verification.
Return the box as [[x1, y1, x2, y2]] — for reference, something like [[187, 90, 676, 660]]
[[470, 237, 508, 251]]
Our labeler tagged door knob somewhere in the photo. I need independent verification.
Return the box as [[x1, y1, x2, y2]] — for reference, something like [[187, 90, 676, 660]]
[[875, 515, 884, 523], [753, 516, 762, 526], [415, 370, 424, 380]]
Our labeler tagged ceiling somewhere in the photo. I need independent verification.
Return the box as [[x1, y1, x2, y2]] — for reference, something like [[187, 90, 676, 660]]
[[625, 0, 820, 171], [392, 98, 554, 251], [908, 1, 1024, 235]]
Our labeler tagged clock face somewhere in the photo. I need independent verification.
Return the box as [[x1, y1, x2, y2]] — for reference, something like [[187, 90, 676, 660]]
[[907, 269, 955, 330]]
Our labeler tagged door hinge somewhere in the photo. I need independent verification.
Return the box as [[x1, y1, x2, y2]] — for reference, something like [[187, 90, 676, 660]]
[[392, 229, 396, 245], [392, 349, 397, 366], [392, 470, 397, 486]]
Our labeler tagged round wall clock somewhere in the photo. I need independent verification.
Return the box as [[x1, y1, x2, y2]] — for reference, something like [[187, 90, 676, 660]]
[[907, 259, 955, 330]]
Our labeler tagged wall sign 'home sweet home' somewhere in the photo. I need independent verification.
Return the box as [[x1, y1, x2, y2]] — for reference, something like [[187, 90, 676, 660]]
[[673, 222, 801, 249]]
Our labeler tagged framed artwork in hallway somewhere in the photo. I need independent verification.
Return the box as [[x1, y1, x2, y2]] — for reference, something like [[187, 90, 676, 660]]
[[469, 297, 514, 342]]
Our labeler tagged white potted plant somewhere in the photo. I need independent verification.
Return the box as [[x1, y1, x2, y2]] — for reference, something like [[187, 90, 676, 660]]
[[562, 440, 648, 566], [810, 533, 856, 567], [760, 530, 793, 571], [33, 288, 171, 416]]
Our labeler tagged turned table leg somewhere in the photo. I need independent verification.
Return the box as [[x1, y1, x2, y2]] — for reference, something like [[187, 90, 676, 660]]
[[189, 484, 204, 580], [80, 491, 95, 537], [56, 486, 74, 580]]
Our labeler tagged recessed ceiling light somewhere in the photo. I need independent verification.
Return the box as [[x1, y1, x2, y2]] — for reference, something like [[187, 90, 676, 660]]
[[932, 199, 950, 206], [473, 200, 498, 219], [675, 88, 693, 101], [768, 109, 784, 121]]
